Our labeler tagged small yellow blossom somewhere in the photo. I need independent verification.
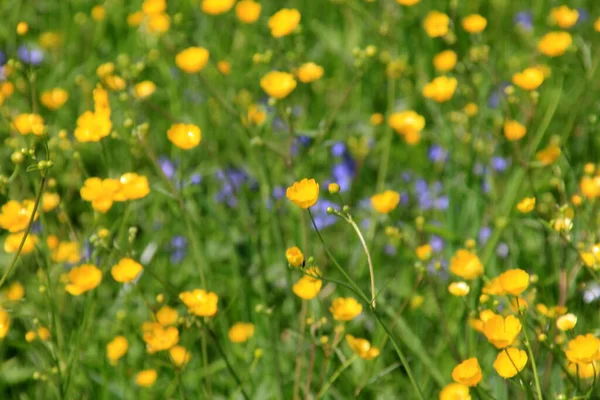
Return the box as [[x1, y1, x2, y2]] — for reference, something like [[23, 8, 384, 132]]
[[512, 67, 544, 91], [4, 233, 38, 255], [286, 178, 319, 209], [135, 369, 157, 387], [65, 264, 102, 296], [12, 113, 45, 136], [111, 258, 143, 283], [107, 336, 129, 365], [424, 11, 450, 38], [451, 358, 482, 387], [6, 282, 25, 301], [80, 177, 121, 213], [416, 244, 432, 261], [40, 88, 68, 110], [388, 110, 425, 144], [143, 325, 179, 353], [433, 50, 457, 72], [179, 289, 219, 317], [292, 267, 322, 300], [371, 190, 400, 214], [370, 113, 383, 125], [296, 62, 324, 83], [345, 334, 380, 360], [169, 345, 191, 367], [565, 334, 600, 364], [551, 6, 578, 29], [482, 315, 522, 349], [450, 249, 483, 280], [286, 246, 304, 267], [228, 322, 256, 343], [503, 120, 526, 141], [201, 0, 235, 15], [0, 308, 11, 339], [536, 144, 561, 165], [236, 0, 261, 24], [0, 200, 38, 233], [330, 297, 362, 321], [42, 192, 60, 212], [156, 306, 179, 326], [134, 81, 156, 99], [462, 14, 487, 33], [423, 76, 457, 102], [448, 282, 470, 297], [493, 348, 528, 379], [556, 313, 577, 331], [167, 123, 202, 150], [498, 269, 529, 295], [176, 47, 210, 73], [439, 383, 471, 400], [517, 197, 535, 213], [260, 71, 297, 99], [538, 32, 572, 57], [268, 8, 301, 38]]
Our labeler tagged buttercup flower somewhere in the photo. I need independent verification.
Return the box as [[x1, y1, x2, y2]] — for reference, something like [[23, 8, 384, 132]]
[[330, 297, 363, 321], [246, 104, 266, 125], [396, 0, 420, 5], [439, 383, 471, 400], [142, 0, 166, 14], [40, 88, 68, 110], [423, 76, 457, 102], [4, 233, 37, 254], [0, 200, 38, 232], [74, 111, 112, 142], [6, 282, 25, 301], [503, 120, 526, 141], [565, 334, 600, 364], [556, 313, 577, 331], [494, 348, 528, 378], [388, 110, 425, 144], [12, 113, 45, 135], [179, 289, 219, 317], [107, 336, 129, 365], [111, 258, 143, 283], [292, 267, 322, 300], [201, 0, 235, 15], [260, 71, 297, 99], [498, 269, 529, 296], [80, 177, 121, 213], [416, 244, 432, 261], [451, 358, 482, 387], [371, 190, 400, 214], [143, 325, 179, 353], [236, 0, 261, 24], [114, 173, 151, 201], [424, 11, 450, 38], [167, 123, 202, 150], [296, 62, 324, 83], [580, 176, 600, 199], [268, 8, 301, 38], [517, 197, 535, 213], [450, 249, 483, 280], [536, 144, 561, 165], [134, 81, 156, 99], [175, 47, 210, 73], [169, 346, 191, 367], [65, 264, 102, 295], [0, 308, 11, 339], [551, 6, 578, 29], [286, 178, 319, 209], [51, 241, 81, 263], [228, 322, 255, 343], [448, 282, 470, 297], [433, 50, 457, 72], [462, 14, 487, 33], [136, 369, 157, 387], [286, 246, 304, 267], [345, 335, 380, 360], [538, 32, 572, 57], [42, 192, 60, 212], [512, 67, 544, 91], [156, 306, 178, 326], [567, 361, 599, 379], [482, 315, 522, 349]]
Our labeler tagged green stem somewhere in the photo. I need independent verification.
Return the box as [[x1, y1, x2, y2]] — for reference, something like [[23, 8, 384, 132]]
[[345, 215, 376, 308], [518, 299, 543, 400], [206, 327, 250, 400], [316, 354, 357, 399]]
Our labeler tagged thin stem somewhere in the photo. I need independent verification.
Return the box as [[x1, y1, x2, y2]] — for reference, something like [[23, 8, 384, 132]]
[[293, 300, 307, 400], [206, 327, 250, 400], [345, 215, 376, 308], [316, 354, 357, 399], [517, 298, 543, 399]]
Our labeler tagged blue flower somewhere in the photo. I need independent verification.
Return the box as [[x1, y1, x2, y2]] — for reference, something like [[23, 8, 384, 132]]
[[491, 157, 508, 172], [514, 11, 533, 31], [17, 45, 44, 65], [159, 157, 176, 179], [496, 242, 509, 258], [170, 236, 187, 264], [428, 145, 448, 163], [478, 227, 492, 245], [430, 235, 444, 252], [331, 142, 346, 157], [272, 186, 286, 199]]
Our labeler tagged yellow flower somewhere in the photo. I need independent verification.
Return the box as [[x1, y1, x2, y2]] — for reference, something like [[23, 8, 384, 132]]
[[556, 313, 577, 331], [565, 334, 600, 364], [74, 111, 112, 142], [128, 12, 144, 26], [328, 183, 340, 194], [42, 192, 60, 212], [370, 190, 400, 214], [482, 315, 522, 349], [12, 113, 45, 135], [451, 358, 482, 387], [292, 267, 322, 300], [433, 50, 457, 72], [136, 369, 157, 387], [268, 8, 301, 38], [236, 0, 261, 24], [111, 258, 143, 283], [423, 76, 457, 102], [4, 233, 37, 255], [37, 326, 50, 341], [0, 200, 38, 233], [143, 325, 179, 353], [25, 331, 36, 342], [65, 264, 102, 296], [345, 335, 380, 360], [179, 289, 219, 317], [40, 88, 68, 110], [567, 361, 599, 380], [246, 104, 266, 126], [16, 22, 29, 35], [512, 67, 544, 91], [156, 306, 178, 326], [93, 84, 111, 115], [416, 244, 432, 261], [6, 282, 24, 301], [448, 282, 470, 297], [330, 297, 363, 321], [51, 241, 81, 264], [228, 322, 256, 343], [396, 0, 420, 5], [580, 176, 600, 199], [439, 383, 471, 400], [167, 123, 202, 150], [114, 173, 150, 201], [0, 307, 11, 339], [169, 345, 192, 367], [493, 348, 528, 379], [498, 269, 529, 296], [217, 60, 231, 75], [551, 6, 578, 29], [424, 11, 450, 38], [286, 246, 304, 267], [96, 62, 114, 79], [370, 113, 383, 125], [260, 71, 297, 99], [39, 31, 63, 49], [142, 0, 166, 14], [134, 81, 156, 99], [516, 197, 535, 213], [388, 110, 425, 144], [462, 14, 487, 33], [286, 178, 319, 209], [596, 17, 600, 32], [91, 5, 106, 21], [296, 62, 324, 83], [147, 13, 171, 33], [107, 336, 129, 365], [464, 103, 478, 117], [538, 31, 572, 57], [536, 144, 561, 165], [450, 249, 483, 280], [80, 177, 121, 213], [503, 120, 526, 141], [201, 0, 235, 15], [175, 47, 210, 73]]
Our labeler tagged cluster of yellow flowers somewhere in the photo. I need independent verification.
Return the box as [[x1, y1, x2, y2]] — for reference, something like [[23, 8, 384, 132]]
[[80, 173, 150, 213], [0, 200, 39, 255]]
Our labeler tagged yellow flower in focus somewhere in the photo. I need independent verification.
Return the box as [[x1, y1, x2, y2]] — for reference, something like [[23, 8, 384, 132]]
[[179, 289, 219, 317], [134, 81, 156, 99], [51, 241, 81, 264], [135, 369, 157, 387], [175, 47, 210, 73], [503, 120, 526, 141], [167, 123, 202, 150], [0, 200, 38, 233], [74, 111, 112, 142], [285, 246, 304, 267], [462, 14, 487, 33], [228, 322, 256, 343], [286, 178, 319, 209], [268, 8, 301, 38], [388, 110, 426, 144], [516, 197, 535, 213], [42, 192, 60, 212], [538, 31, 572, 57], [451, 358, 482, 387], [370, 190, 400, 214], [6, 282, 24, 301], [423, 76, 457, 102], [111, 258, 143, 283], [12, 113, 45, 136], [143, 325, 179, 353], [556, 313, 577, 331], [107, 336, 129, 365], [260, 71, 297, 99], [498, 269, 529, 295], [448, 282, 470, 297], [80, 177, 121, 213], [565, 334, 600, 364], [424, 11, 450, 38], [296, 62, 324, 83], [0, 308, 11, 339], [91, 6, 106, 21], [292, 267, 322, 300], [169, 346, 191, 367], [236, 0, 261, 24], [493, 348, 527, 379], [156, 306, 178, 326], [4, 233, 37, 255], [115, 173, 151, 201], [330, 297, 363, 321], [396, 0, 420, 5], [450, 249, 483, 280], [345, 335, 380, 360], [40, 88, 68, 110], [201, 0, 235, 15], [433, 50, 457, 72], [416, 244, 432, 261], [439, 383, 471, 400], [246, 104, 266, 126], [482, 315, 522, 349], [536, 144, 561, 165], [512, 67, 544, 91], [551, 6, 578, 29], [65, 264, 102, 296]]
